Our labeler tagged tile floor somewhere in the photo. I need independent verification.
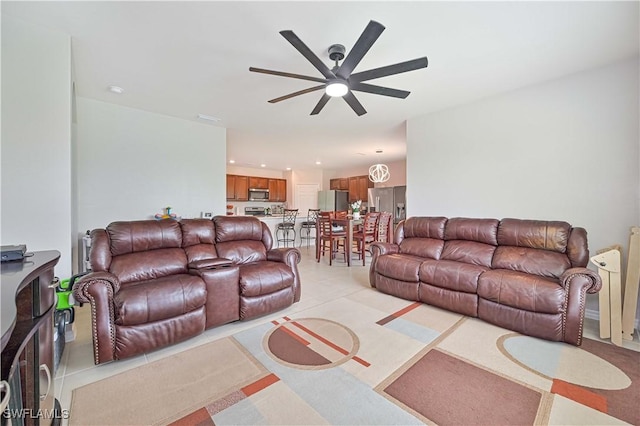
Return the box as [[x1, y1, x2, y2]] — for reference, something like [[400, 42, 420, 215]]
[[54, 246, 639, 423]]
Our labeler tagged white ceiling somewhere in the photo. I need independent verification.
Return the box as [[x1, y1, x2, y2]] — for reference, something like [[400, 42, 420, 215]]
[[4, 1, 638, 171]]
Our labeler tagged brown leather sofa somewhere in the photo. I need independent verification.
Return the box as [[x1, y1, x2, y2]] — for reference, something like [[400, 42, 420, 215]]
[[369, 217, 602, 345], [73, 215, 301, 364]]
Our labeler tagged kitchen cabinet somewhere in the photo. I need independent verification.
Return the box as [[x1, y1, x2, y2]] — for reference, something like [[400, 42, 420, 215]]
[[330, 178, 349, 191], [226, 174, 249, 201], [348, 175, 373, 203], [248, 177, 269, 190], [269, 179, 287, 202]]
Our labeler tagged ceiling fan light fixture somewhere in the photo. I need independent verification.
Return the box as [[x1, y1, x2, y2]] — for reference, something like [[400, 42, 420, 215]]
[[325, 81, 349, 97]]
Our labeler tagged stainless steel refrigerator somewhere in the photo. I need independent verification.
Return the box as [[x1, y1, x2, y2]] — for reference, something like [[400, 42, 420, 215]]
[[368, 185, 406, 224], [317, 190, 349, 211]]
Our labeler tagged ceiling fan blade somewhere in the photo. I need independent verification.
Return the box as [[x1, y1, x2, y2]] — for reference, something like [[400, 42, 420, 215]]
[[268, 85, 326, 104], [349, 57, 428, 83], [336, 20, 385, 80], [250, 67, 326, 83], [310, 94, 331, 115], [343, 91, 367, 116], [280, 30, 336, 80], [350, 82, 410, 99]]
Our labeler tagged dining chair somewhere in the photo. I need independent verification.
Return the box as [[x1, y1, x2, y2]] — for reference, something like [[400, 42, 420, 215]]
[[299, 208, 321, 248], [376, 211, 393, 243], [353, 212, 380, 265], [316, 213, 347, 265], [276, 209, 298, 247]]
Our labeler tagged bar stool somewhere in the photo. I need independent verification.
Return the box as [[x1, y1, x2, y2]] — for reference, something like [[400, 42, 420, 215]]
[[276, 209, 298, 247], [299, 209, 320, 248]]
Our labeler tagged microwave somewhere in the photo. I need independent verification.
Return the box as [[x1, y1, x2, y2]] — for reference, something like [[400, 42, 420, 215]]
[[248, 188, 270, 201]]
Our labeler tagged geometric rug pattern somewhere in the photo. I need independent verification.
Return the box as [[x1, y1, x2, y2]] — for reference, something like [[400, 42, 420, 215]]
[[70, 290, 640, 425]]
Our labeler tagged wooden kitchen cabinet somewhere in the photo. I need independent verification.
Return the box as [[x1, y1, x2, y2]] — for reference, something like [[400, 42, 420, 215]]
[[269, 178, 287, 202], [348, 175, 373, 203], [226, 174, 249, 201], [330, 178, 349, 190], [248, 177, 269, 190]]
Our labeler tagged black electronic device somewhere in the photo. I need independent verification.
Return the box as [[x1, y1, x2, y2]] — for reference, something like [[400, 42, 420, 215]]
[[1, 244, 27, 262]]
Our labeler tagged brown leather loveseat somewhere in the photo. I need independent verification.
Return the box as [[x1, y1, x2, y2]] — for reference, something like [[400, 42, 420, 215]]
[[73, 215, 301, 364], [369, 217, 602, 345]]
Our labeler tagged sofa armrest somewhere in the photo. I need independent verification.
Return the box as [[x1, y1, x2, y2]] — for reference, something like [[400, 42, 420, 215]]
[[267, 248, 302, 302], [267, 248, 301, 266], [560, 267, 602, 345], [71, 271, 121, 364], [369, 243, 400, 288], [188, 258, 233, 271], [370, 242, 399, 257], [72, 271, 120, 303], [560, 267, 602, 293]]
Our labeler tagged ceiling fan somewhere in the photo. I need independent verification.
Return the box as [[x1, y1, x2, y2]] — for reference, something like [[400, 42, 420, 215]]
[[250, 20, 428, 116]]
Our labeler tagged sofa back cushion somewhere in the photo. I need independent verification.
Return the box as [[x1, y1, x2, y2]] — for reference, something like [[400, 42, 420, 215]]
[[398, 217, 447, 260], [110, 248, 189, 285], [108, 220, 183, 255], [102, 220, 188, 284], [441, 218, 499, 267], [493, 219, 573, 279], [497, 219, 571, 252], [213, 216, 267, 263], [180, 219, 218, 263]]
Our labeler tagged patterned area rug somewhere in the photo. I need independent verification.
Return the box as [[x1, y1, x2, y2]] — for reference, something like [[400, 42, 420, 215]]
[[70, 291, 639, 425]]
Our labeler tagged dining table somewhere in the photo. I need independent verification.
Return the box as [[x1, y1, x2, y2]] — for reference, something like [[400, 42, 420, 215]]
[[316, 217, 363, 267]]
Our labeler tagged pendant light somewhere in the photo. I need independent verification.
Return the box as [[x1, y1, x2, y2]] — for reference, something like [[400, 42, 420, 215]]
[[369, 150, 390, 183]]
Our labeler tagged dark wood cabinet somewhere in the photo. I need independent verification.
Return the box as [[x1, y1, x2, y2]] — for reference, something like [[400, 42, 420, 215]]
[[1, 250, 61, 426], [330, 178, 348, 191], [226, 174, 248, 201], [268, 179, 287, 202], [248, 177, 269, 190], [347, 175, 373, 203]]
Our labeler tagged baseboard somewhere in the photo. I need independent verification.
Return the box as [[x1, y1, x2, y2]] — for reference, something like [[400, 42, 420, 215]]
[[584, 308, 640, 330]]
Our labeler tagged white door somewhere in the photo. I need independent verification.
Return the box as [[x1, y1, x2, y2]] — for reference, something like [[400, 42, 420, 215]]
[[295, 184, 320, 219]]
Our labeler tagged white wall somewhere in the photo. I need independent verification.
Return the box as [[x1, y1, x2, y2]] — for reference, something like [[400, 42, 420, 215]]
[[407, 58, 639, 316], [76, 98, 226, 237], [1, 15, 73, 278]]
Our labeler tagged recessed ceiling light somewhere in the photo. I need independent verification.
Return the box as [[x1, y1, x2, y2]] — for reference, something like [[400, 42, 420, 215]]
[[286, 167, 291, 171], [197, 113, 221, 122], [229, 160, 235, 164], [108, 85, 124, 94], [315, 161, 321, 165], [260, 164, 266, 168]]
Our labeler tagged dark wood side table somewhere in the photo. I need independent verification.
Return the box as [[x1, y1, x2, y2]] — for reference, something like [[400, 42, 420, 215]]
[[1, 251, 61, 426]]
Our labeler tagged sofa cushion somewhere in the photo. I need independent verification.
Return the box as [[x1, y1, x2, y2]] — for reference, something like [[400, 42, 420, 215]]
[[110, 248, 188, 284], [375, 254, 424, 282], [216, 240, 267, 264], [239, 261, 294, 297], [108, 220, 182, 256], [492, 246, 571, 279], [441, 240, 496, 268], [399, 239, 445, 260], [402, 217, 447, 239], [114, 274, 206, 326], [444, 218, 499, 245], [477, 269, 564, 314], [214, 216, 263, 243], [181, 219, 218, 262], [419, 259, 488, 293], [497, 219, 571, 253]]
